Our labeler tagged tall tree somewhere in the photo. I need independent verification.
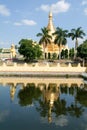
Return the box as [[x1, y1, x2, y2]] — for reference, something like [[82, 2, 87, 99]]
[[53, 27, 68, 60], [18, 39, 42, 61], [37, 27, 52, 59], [68, 27, 85, 58], [77, 39, 87, 59]]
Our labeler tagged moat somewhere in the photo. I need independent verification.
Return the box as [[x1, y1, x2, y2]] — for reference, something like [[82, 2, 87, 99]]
[[0, 77, 87, 130]]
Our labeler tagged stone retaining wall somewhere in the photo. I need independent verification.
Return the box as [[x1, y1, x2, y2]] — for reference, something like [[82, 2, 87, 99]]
[[0, 62, 86, 73]]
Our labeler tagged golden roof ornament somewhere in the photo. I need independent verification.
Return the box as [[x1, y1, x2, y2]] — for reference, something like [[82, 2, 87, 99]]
[[47, 10, 56, 42]]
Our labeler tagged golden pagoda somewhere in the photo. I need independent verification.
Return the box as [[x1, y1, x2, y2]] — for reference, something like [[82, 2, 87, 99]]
[[10, 44, 16, 58], [44, 11, 68, 59]]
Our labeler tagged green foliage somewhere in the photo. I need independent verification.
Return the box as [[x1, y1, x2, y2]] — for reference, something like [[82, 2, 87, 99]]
[[53, 27, 68, 46], [77, 40, 87, 59], [53, 27, 68, 59], [18, 83, 42, 106], [37, 27, 52, 59], [69, 27, 85, 41], [0, 48, 2, 53], [18, 39, 42, 61], [76, 89, 87, 107], [61, 49, 68, 59], [61, 50, 65, 59], [69, 48, 74, 59], [37, 27, 52, 46], [69, 27, 85, 50], [65, 49, 68, 59], [34, 44, 42, 59], [52, 53, 57, 60]]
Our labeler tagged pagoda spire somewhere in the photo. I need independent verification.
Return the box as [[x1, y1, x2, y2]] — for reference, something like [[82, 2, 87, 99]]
[[49, 9, 53, 20], [47, 10, 56, 42]]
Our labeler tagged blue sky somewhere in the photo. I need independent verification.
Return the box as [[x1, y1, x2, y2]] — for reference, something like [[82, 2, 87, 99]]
[[0, 0, 87, 48]]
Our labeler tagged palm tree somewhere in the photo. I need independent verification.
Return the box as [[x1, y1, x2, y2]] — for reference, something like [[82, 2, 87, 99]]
[[37, 27, 52, 59], [68, 27, 85, 58], [53, 27, 68, 60]]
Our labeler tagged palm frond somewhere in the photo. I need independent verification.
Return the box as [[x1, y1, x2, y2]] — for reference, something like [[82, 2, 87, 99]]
[[53, 27, 68, 46]]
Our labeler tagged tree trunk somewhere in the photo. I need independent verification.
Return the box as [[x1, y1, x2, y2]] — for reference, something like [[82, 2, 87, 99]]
[[74, 38, 78, 59], [43, 42, 46, 60], [58, 45, 61, 60], [75, 38, 78, 50]]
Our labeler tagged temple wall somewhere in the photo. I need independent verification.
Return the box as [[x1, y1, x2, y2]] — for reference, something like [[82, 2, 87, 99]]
[[0, 62, 86, 73]]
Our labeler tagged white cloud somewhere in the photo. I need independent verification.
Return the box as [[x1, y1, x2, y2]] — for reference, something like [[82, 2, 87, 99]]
[[81, 0, 87, 5], [0, 4, 11, 16], [22, 19, 36, 26], [53, 115, 68, 126], [81, 1, 87, 15], [38, 0, 70, 14], [14, 19, 37, 26], [14, 22, 22, 26], [40, 5, 50, 12], [84, 8, 87, 15]]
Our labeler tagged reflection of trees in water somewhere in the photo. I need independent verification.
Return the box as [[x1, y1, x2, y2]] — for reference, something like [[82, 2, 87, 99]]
[[67, 104, 84, 118], [53, 98, 83, 118], [17, 82, 86, 123], [53, 99, 67, 116], [60, 84, 78, 96], [83, 84, 87, 91], [60, 84, 68, 94], [37, 93, 83, 123], [57, 84, 84, 118], [37, 84, 84, 123], [76, 86, 87, 107], [36, 99, 49, 118], [18, 83, 42, 106]]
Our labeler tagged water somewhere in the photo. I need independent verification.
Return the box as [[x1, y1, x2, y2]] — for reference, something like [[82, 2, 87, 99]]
[[0, 77, 87, 130]]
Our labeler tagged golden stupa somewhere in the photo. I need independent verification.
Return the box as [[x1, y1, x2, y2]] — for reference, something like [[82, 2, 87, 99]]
[[10, 44, 16, 58], [44, 11, 68, 58]]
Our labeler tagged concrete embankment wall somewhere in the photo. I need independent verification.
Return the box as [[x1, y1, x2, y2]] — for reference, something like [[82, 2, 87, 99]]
[[0, 63, 86, 76]]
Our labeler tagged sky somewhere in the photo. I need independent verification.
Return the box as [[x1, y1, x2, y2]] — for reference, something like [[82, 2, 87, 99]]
[[0, 0, 87, 48]]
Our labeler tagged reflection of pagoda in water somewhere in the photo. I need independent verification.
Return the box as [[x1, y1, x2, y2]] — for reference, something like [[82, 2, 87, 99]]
[[42, 84, 60, 123], [10, 84, 16, 101], [2, 78, 87, 125]]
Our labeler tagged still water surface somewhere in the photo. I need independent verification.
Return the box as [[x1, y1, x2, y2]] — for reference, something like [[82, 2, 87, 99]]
[[0, 77, 87, 130]]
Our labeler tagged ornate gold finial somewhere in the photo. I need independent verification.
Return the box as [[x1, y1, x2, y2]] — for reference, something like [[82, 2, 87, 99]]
[[49, 9, 52, 18], [47, 9, 56, 42]]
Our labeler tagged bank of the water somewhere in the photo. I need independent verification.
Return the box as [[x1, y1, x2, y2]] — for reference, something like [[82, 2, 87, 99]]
[[0, 62, 86, 77], [0, 71, 82, 77], [81, 72, 87, 79]]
